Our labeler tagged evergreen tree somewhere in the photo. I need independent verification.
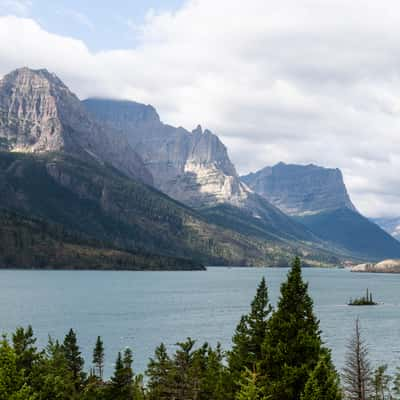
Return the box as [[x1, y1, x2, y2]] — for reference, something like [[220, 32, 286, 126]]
[[393, 367, 400, 399], [171, 338, 199, 400], [146, 343, 173, 400], [372, 365, 392, 400], [228, 277, 272, 397], [261, 257, 323, 400], [12, 326, 39, 379], [342, 319, 373, 400], [301, 352, 342, 400], [32, 337, 76, 400], [63, 328, 85, 392], [109, 348, 134, 400], [0, 336, 35, 400], [235, 368, 264, 400], [92, 336, 104, 379]]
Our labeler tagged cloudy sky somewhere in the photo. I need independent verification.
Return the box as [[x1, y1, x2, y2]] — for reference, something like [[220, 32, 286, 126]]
[[1, 0, 400, 218]]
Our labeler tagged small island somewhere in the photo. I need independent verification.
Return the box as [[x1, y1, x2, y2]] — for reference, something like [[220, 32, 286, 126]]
[[348, 288, 378, 306]]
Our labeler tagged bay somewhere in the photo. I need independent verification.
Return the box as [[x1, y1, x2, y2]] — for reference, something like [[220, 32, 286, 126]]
[[1, 267, 399, 377]]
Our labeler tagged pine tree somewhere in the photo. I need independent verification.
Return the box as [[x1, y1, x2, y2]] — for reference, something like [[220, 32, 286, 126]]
[[92, 336, 104, 379], [12, 326, 39, 379], [228, 277, 272, 396], [261, 257, 323, 400], [372, 364, 392, 400], [342, 319, 373, 400], [0, 336, 36, 400], [109, 348, 134, 400], [393, 367, 400, 399], [63, 328, 85, 392], [146, 343, 173, 400], [301, 351, 342, 400], [171, 338, 199, 400], [235, 368, 264, 400]]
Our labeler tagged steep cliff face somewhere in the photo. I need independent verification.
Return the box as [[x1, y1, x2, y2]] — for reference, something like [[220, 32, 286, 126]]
[[84, 98, 247, 208], [0, 68, 153, 185], [83, 98, 320, 243], [242, 162, 357, 216]]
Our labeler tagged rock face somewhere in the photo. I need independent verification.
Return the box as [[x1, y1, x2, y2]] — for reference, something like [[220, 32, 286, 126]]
[[0, 68, 153, 185], [83, 98, 322, 244], [84, 99, 247, 208], [243, 162, 400, 261], [242, 162, 356, 216], [351, 259, 400, 273]]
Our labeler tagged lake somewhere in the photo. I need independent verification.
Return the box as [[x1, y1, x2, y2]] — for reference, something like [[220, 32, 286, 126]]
[[1, 267, 399, 377]]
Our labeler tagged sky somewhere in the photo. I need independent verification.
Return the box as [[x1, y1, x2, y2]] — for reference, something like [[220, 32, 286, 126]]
[[1, 0, 400, 218]]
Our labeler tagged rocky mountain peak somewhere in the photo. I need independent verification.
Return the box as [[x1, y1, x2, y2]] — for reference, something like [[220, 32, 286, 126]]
[[242, 162, 357, 216], [0, 68, 153, 184], [84, 98, 249, 207]]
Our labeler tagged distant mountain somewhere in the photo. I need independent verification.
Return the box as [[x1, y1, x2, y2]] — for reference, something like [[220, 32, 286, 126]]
[[242, 162, 356, 215], [373, 217, 400, 241], [0, 68, 153, 185], [83, 98, 319, 245], [243, 163, 400, 261]]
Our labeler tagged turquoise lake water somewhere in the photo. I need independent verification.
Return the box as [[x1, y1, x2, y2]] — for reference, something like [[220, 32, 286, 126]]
[[1, 267, 399, 377]]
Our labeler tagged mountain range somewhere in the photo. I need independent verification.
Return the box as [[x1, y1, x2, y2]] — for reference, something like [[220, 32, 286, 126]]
[[0, 67, 399, 269]]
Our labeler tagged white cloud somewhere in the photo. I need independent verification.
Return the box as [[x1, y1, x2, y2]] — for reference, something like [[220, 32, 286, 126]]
[[1, 1, 400, 217]]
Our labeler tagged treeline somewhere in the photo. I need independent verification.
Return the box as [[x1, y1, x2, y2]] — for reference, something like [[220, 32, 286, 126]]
[[0, 257, 399, 399]]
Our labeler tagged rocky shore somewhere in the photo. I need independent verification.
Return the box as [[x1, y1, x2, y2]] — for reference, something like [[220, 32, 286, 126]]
[[351, 259, 400, 273]]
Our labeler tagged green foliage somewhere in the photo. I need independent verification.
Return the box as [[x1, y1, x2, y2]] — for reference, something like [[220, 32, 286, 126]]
[[301, 352, 342, 400], [146, 343, 173, 400], [63, 329, 85, 392], [92, 336, 104, 379], [228, 277, 272, 397], [235, 368, 265, 400], [372, 364, 392, 400], [261, 257, 324, 400], [0, 337, 35, 400]]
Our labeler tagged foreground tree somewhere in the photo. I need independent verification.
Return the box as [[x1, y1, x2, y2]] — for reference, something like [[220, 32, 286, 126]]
[[0, 337, 35, 400], [63, 329, 85, 392], [261, 257, 324, 400], [235, 368, 264, 400], [92, 336, 104, 379], [146, 343, 173, 400], [342, 319, 373, 400], [372, 364, 392, 400], [228, 277, 272, 397], [301, 351, 342, 400], [12, 326, 39, 380]]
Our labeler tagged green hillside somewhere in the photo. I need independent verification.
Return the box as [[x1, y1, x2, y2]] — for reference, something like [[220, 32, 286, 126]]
[[0, 151, 343, 268]]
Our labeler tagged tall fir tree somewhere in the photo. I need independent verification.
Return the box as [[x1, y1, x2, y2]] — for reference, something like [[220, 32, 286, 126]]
[[92, 336, 104, 379], [301, 351, 342, 400], [12, 325, 39, 379], [146, 343, 173, 400], [261, 257, 323, 400], [63, 328, 85, 392], [342, 319, 373, 400], [109, 348, 134, 400], [228, 277, 272, 397]]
